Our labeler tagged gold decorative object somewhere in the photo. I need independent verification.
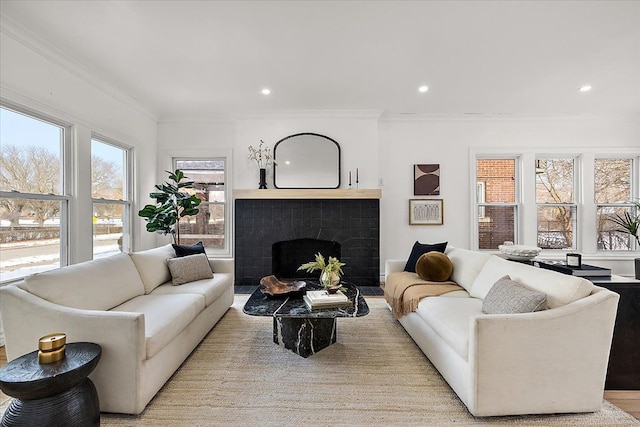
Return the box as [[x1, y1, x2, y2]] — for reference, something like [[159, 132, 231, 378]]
[[38, 333, 66, 364], [260, 275, 306, 296]]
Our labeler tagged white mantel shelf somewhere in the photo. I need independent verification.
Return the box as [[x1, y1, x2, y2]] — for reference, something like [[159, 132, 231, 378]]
[[234, 189, 382, 199]]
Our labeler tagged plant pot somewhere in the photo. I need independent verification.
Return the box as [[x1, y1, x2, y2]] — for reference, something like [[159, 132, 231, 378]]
[[635, 258, 640, 280], [258, 168, 267, 189], [320, 270, 340, 288]]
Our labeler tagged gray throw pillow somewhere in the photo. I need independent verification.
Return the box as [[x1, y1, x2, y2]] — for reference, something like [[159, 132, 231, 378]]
[[167, 253, 213, 286], [482, 275, 547, 314]]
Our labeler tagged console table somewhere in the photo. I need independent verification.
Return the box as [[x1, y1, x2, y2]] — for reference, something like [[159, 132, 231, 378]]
[[589, 275, 640, 390]]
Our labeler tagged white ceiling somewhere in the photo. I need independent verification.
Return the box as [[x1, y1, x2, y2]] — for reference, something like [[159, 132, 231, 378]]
[[1, 1, 639, 120]]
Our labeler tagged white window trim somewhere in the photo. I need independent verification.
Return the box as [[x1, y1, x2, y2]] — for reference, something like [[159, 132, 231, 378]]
[[534, 155, 580, 250], [471, 152, 521, 251], [471, 147, 640, 260], [0, 102, 72, 283], [90, 134, 133, 255], [164, 149, 233, 258], [594, 155, 639, 252]]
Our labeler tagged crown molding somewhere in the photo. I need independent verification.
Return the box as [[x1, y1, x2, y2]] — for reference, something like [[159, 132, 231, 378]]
[[0, 15, 159, 122], [234, 110, 384, 120], [1, 86, 142, 147], [380, 112, 640, 122]]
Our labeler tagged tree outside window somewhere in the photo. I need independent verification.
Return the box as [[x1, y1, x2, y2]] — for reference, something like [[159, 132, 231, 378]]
[[0, 106, 68, 282], [595, 158, 634, 251], [536, 158, 577, 249]]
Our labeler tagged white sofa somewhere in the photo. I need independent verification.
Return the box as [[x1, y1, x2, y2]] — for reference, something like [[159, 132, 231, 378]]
[[0, 244, 234, 415], [385, 246, 619, 417]]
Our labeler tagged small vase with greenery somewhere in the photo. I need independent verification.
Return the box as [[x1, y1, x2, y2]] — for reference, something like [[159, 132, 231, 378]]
[[248, 140, 275, 189], [138, 169, 201, 244], [298, 253, 346, 292]]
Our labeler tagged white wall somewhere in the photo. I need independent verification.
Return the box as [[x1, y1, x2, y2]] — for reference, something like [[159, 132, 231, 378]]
[[159, 113, 640, 278], [0, 22, 159, 256], [379, 115, 640, 276]]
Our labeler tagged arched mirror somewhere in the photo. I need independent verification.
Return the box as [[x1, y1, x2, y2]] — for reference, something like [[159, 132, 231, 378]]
[[274, 133, 341, 189]]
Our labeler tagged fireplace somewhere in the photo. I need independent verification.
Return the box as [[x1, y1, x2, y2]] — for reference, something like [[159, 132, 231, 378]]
[[234, 195, 380, 286], [272, 238, 341, 280]]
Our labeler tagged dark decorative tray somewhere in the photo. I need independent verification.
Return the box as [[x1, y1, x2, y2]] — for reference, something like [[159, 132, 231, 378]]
[[259, 275, 306, 296]]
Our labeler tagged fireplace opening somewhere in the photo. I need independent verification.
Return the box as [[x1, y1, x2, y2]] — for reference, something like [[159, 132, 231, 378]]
[[272, 238, 341, 280]]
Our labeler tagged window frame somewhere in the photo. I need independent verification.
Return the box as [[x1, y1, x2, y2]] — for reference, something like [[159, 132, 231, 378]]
[[472, 148, 640, 261], [0, 103, 72, 283], [534, 155, 579, 250], [594, 155, 638, 252], [473, 154, 521, 250], [90, 134, 133, 257], [165, 149, 233, 258]]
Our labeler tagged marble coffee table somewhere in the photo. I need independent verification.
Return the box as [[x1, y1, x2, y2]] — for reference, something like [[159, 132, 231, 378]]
[[243, 282, 369, 357]]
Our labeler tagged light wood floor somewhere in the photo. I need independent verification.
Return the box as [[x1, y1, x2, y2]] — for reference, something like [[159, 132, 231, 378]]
[[0, 347, 637, 420]]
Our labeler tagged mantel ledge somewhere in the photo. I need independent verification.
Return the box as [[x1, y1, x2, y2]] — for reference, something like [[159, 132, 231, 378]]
[[234, 189, 382, 199]]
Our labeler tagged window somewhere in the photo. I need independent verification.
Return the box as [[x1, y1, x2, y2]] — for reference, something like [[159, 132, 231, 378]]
[[476, 158, 518, 249], [91, 137, 131, 259], [535, 158, 577, 249], [595, 158, 635, 250], [0, 106, 69, 282], [173, 159, 227, 250]]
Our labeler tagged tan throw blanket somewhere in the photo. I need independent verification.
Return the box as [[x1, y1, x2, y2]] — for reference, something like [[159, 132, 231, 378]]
[[384, 271, 463, 318]]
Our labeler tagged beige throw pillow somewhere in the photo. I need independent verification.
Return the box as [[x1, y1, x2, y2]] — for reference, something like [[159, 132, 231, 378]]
[[167, 253, 213, 286]]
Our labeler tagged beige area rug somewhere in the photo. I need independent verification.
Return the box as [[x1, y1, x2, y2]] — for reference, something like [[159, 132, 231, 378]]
[[93, 296, 638, 426]]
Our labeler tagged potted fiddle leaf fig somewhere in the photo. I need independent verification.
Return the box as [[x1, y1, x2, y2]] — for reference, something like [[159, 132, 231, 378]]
[[607, 199, 640, 279], [138, 169, 201, 244]]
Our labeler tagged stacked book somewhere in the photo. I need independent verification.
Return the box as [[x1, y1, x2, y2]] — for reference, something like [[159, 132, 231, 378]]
[[535, 260, 611, 277], [303, 290, 352, 310]]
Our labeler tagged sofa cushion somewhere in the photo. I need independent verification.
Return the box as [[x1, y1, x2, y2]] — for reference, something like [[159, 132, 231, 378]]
[[129, 244, 176, 293], [172, 241, 205, 257], [150, 273, 232, 306], [445, 246, 492, 292], [470, 255, 593, 308], [416, 251, 453, 281], [404, 241, 448, 272], [111, 293, 205, 359], [23, 253, 145, 311], [415, 297, 483, 360], [482, 275, 547, 314], [167, 254, 213, 285]]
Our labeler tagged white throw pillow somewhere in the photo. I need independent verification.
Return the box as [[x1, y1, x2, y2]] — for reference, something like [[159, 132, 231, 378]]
[[470, 255, 593, 308], [167, 253, 213, 286], [129, 244, 176, 293]]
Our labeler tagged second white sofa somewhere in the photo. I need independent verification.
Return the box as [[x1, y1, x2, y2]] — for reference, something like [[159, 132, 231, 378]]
[[0, 244, 234, 414], [385, 246, 619, 417]]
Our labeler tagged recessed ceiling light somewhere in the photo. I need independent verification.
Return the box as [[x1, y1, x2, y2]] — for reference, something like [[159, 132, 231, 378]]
[[261, 88, 271, 95], [578, 85, 592, 92], [418, 85, 429, 93]]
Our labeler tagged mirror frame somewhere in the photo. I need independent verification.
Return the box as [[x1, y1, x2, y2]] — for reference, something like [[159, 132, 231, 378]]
[[273, 133, 341, 189]]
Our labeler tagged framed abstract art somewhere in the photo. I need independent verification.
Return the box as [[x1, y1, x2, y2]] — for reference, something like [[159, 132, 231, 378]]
[[414, 164, 440, 196]]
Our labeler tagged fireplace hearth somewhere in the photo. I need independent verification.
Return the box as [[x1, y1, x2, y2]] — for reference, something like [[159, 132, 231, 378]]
[[234, 197, 379, 286]]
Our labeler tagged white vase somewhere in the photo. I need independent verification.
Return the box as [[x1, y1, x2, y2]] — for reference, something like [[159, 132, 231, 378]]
[[320, 270, 340, 288]]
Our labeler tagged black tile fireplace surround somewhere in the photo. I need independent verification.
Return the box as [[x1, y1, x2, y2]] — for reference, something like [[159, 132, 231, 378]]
[[234, 198, 380, 286]]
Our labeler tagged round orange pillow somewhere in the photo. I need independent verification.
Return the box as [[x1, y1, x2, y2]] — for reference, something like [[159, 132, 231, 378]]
[[415, 251, 453, 281]]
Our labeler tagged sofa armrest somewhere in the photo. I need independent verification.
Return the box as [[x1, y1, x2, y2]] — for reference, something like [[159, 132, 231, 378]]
[[385, 260, 406, 281], [0, 283, 146, 412], [467, 287, 619, 416]]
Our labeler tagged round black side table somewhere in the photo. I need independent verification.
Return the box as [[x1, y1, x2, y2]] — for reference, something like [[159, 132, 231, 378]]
[[0, 342, 102, 427]]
